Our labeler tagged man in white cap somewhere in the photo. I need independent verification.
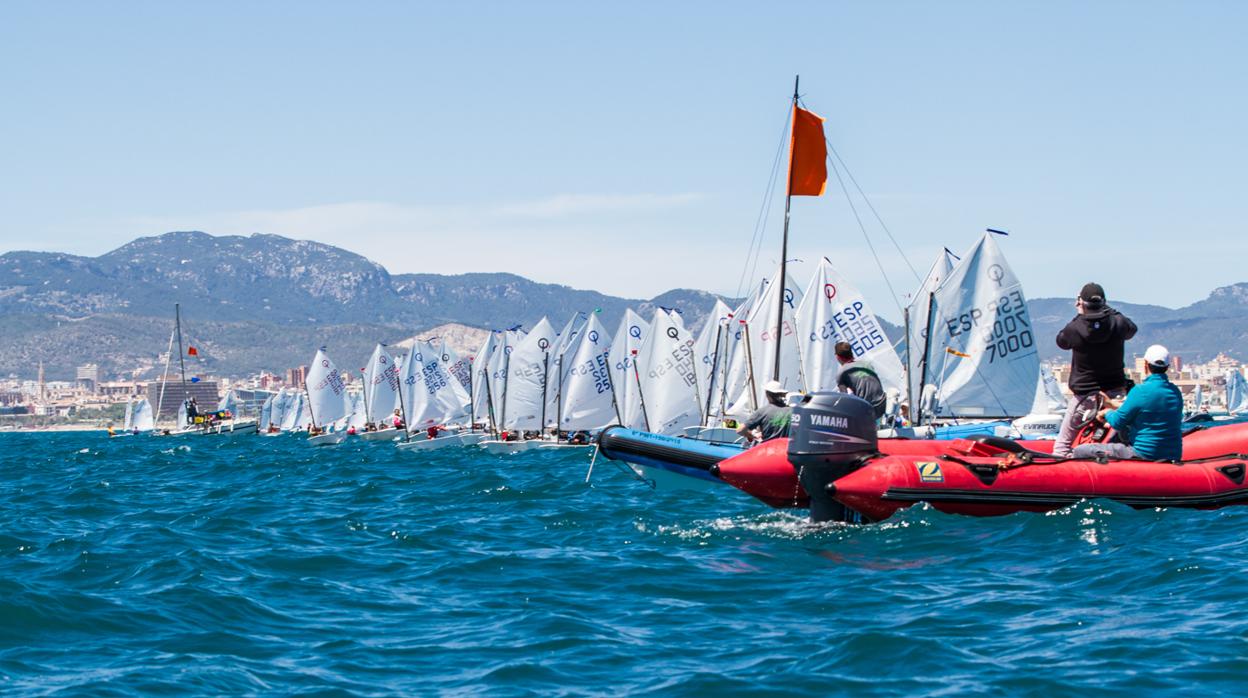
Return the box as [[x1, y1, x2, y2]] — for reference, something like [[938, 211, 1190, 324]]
[[1072, 344, 1183, 461], [737, 380, 791, 443]]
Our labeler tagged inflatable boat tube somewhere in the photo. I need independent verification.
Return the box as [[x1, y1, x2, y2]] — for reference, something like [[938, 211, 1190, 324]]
[[596, 426, 746, 485], [715, 422, 1248, 510]]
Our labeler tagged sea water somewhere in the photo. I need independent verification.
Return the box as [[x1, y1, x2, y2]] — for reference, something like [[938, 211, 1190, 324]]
[[2, 431, 1246, 696]]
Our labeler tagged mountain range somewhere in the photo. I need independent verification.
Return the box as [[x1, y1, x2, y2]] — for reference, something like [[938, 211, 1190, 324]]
[[0, 232, 728, 380], [1, 231, 1243, 380]]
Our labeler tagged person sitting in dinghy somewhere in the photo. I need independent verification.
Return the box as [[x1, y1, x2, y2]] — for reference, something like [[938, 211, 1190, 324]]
[[834, 341, 887, 420], [1073, 344, 1183, 461], [737, 380, 792, 444]]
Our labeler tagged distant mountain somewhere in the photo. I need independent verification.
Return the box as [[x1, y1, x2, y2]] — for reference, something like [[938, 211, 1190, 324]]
[[1, 231, 1242, 380], [1026, 287, 1248, 364], [0, 232, 736, 379]]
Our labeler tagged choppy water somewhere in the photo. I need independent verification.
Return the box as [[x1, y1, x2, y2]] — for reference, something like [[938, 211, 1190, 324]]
[[2, 432, 1248, 696]]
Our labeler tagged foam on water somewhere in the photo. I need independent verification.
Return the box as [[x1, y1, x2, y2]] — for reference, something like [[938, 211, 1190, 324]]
[[2, 432, 1248, 695]]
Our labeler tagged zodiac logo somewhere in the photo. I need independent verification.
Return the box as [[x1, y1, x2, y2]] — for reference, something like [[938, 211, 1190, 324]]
[[588, 330, 599, 343], [321, 360, 329, 367], [629, 325, 641, 339], [414, 352, 423, 363], [666, 327, 679, 340], [784, 288, 795, 308], [538, 338, 550, 350], [824, 283, 837, 302]]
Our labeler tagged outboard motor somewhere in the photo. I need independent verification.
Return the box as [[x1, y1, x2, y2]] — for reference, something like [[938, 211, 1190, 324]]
[[788, 392, 879, 523]]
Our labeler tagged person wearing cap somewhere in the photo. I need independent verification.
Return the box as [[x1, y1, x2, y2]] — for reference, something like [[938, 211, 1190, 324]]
[[1072, 344, 1183, 461], [737, 379, 792, 443], [1053, 282, 1138, 457], [834, 341, 887, 420]]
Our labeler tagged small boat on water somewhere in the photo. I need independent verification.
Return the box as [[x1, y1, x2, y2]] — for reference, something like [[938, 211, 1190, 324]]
[[303, 348, 351, 446], [358, 428, 403, 442], [714, 392, 1248, 522]]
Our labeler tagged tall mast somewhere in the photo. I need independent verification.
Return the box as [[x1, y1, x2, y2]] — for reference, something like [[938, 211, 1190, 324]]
[[174, 303, 190, 401], [772, 75, 800, 381]]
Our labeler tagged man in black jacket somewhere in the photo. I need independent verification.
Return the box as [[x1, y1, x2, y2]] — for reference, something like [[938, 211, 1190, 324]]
[[1053, 282, 1138, 456]]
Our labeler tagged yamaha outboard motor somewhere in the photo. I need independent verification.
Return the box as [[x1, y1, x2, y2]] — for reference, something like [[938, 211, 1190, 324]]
[[788, 392, 879, 523]]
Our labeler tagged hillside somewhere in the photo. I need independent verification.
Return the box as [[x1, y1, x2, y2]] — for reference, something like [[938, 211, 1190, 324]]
[[1, 231, 1243, 379], [0, 232, 733, 379]]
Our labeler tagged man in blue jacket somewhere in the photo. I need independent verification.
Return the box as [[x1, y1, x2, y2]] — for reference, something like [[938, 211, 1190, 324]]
[[1073, 344, 1183, 461]]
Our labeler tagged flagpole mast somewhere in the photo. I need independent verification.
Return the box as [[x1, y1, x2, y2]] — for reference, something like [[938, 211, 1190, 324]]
[[773, 75, 799, 381], [174, 303, 190, 402]]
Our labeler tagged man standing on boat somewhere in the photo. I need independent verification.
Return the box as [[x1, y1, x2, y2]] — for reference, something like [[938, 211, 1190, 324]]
[[834, 341, 887, 420], [1073, 345, 1182, 461], [1053, 282, 1137, 457], [737, 380, 792, 443]]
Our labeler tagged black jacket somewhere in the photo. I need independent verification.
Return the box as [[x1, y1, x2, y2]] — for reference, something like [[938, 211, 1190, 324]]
[[1055, 307, 1138, 395]]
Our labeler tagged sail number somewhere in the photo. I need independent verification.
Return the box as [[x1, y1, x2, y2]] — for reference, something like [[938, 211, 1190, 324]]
[[810, 300, 887, 356], [569, 352, 613, 394], [945, 290, 1034, 363], [647, 339, 697, 388]]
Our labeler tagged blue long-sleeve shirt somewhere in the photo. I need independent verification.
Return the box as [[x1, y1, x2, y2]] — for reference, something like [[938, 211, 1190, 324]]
[[1105, 373, 1184, 460]]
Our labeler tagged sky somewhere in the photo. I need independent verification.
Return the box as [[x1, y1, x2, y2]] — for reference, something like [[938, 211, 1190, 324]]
[[2, 1, 1246, 319]]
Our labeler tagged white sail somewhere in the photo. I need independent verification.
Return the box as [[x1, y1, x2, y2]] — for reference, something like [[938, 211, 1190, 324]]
[[280, 392, 303, 431], [440, 340, 473, 394], [346, 391, 368, 430], [795, 257, 905, 394], [481, 329, 523, 428], [926, 234, 1039, 419], [132, 398, 155, 432], [906, 250, 957, 410], [1226, 370, 1248, 415], [403, 339, 472, 429], [559, 313, 617, 431], [306, 348, 351, 427], [692, 300, 733, 425], [1029, 365, 1067, 414], [259, 394, 275, 431], [1194, 383, 1204, 412], [217, 389, 240, 416], [122, 399, 135, 431], [176, 400, 188, 428], [727, 268, 803, 415], [720, 284, 765, 419], [545, 313, 586, 426], [608, 309, 650, 429], [362, 344, 402, 425], [471, 332, 500, 427], [502, 318, 557, 431], [636, 309, 702, 435]]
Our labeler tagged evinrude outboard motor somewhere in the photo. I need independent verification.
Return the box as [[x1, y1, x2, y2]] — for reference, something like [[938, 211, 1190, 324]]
[[788, 392, 879, 523]]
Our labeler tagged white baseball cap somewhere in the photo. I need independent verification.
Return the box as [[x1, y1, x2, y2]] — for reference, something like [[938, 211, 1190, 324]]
[[763, 379, 786, 395], [1144, 344, 1170, 368]]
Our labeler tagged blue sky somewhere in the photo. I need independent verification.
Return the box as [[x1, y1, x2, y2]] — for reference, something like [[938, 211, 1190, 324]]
[[2, 2, 1245, 316]]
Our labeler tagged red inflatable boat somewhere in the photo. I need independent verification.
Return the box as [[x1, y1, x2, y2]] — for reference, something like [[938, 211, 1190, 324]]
[[713, 392, 1248, 522]]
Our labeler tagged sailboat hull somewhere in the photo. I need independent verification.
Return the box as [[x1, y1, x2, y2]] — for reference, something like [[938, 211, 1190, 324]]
[[358, 428, 402, 442], [307, 431, 348, 446], [396, 434, 461, 451]]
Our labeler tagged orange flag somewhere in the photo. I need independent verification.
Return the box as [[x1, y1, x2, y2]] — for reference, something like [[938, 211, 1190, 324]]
[[788, 105, 827, 196]]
